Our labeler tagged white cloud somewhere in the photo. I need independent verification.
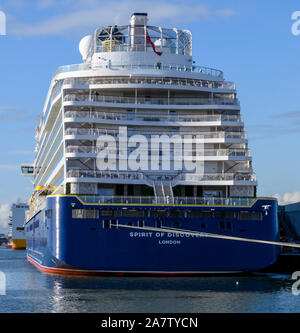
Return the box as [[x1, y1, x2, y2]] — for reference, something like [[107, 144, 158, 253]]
[[215, 8, 237, 18], [0, 150, 33, 157], [0, 203, 10, 234], [0, 105, 17, 110], [0, 164, 19, 171], [273, 191, 300, 205], [36, 0, 57, 9], [0, 109, 35, 122], [8, 0, 237, 36]]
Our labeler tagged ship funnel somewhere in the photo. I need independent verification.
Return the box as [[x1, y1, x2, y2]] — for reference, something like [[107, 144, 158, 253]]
[[130, 13, 148, 51], [130, 12, 148, 26]]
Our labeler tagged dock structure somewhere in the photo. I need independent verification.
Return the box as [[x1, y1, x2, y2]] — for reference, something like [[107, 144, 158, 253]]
[[260, 202, 300, 274], [278, 202, 300, 242], [9, 203, 29, 250]]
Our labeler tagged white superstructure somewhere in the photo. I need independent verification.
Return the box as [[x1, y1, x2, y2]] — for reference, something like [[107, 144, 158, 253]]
[[22, 13, 256, 214]]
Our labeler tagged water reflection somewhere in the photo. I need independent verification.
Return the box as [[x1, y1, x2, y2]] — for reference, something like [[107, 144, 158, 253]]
[[39, 273, 295, 313], [0, 248, 298, 313]]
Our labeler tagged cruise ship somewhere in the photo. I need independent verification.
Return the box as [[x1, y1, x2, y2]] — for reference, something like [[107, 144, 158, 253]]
[[21, 13, 280, 275]]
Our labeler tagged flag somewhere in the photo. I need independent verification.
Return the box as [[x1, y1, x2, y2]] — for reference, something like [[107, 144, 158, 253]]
[[146, 32, 162, 56]]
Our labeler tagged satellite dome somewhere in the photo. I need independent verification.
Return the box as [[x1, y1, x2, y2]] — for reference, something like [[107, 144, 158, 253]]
[[79, 35, 93, 61]]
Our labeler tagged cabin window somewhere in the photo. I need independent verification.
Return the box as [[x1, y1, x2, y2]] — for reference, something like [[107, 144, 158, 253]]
[[215, 211, 235, 219], [72, 209, 99, 219], [21, 166, 34, 175], [219, 221, 225, 231], [174, 221, 180, 228], [188, 210, 213, 218], [123, 209, 145, 217], [127, 109, 133, 120], [111, 219, 118, 229], [169, 110, 176, 120], [238, 211, 262, 221], [101, 209, 122, 217], [151, 210, 168, 218], [103, 220, 111, 228], [170, 210, 185, 218], [101, 210, 113, 216], [226, 221, 232, 231], [45, 209, 52, 218]]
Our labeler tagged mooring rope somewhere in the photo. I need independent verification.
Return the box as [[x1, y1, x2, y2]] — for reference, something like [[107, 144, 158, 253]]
[[113, 223, 300, 249]]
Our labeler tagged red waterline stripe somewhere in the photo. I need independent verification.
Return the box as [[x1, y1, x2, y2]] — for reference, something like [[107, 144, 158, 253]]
[[27, 255, 104, 276], [27, 255, 240, 276]]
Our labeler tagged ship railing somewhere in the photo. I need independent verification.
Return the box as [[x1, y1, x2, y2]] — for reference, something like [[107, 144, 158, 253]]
[[67, 169, 146, 181], [64, 110, 243, 123], [76, 195, 255, 206], [173, 172, 257, 182], [65, 128, 247, 140], [50, 80, 63, 103], [64, 94, 240, 107], [106, 63, 222, 77], [63, 77, 235, 90], [66, 169, 256, 183], [95, 44, 188, 56], [53, 63, 92, 77], [65, 145, 251, 157], [26, 197, 47, 221], [184, 149, 252, 157], [54, 62, 223, 79]]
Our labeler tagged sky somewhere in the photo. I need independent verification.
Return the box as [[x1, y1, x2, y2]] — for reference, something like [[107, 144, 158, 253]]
[[0, 0, 299, 233]]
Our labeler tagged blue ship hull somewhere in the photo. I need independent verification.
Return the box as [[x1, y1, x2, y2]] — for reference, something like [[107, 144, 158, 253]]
[[25, 196, 280, 275]]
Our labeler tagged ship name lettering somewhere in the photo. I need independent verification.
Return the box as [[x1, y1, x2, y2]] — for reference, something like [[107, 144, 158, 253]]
[[167, 232, 201, 238], [129, 232, 153, 238], [158, 240, 181, 245]]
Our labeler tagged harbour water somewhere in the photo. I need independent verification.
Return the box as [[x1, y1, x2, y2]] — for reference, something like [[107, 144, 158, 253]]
[[0, 247, 300, 313]]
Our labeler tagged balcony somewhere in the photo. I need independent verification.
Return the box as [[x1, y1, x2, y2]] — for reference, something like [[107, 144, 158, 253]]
[[67, 169, 146, 184], [64, 110, 243, 125], [66, 169, 256, 186], [63, 77, 235, 91], [54, 62, 223, 79], [54, 63, 91, 78], [65, 127, 247, 141], [65, 145, 251, 160], [77, 195, 255, 206], [174, 172, 257, 183], [64, 94, 239, 107]]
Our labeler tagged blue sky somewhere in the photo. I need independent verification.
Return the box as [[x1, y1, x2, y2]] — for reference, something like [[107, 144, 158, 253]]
[[0, 0, 299, 232]]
